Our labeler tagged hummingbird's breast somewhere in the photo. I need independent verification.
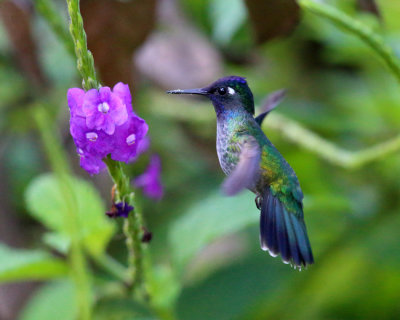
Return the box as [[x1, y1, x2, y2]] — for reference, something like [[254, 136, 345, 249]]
[[216, 119, 241, 176], [215, 111, 304, 203]]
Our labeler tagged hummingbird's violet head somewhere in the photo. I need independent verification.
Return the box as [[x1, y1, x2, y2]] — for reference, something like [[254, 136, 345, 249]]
[[205, 76, 254, 115], [167, 76, 255, 115]]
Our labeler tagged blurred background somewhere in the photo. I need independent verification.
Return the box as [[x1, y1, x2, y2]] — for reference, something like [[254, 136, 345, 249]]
[[1, 0, 400, 319]]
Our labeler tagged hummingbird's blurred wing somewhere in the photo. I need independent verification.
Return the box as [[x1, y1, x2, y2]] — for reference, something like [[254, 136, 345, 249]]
[[222, 136, 261, 196], [255, 89, 286, 126]]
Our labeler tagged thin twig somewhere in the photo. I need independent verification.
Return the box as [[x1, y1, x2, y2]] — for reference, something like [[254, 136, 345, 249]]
[[299, 0, 400, 83], [265, 113, 400, 169]]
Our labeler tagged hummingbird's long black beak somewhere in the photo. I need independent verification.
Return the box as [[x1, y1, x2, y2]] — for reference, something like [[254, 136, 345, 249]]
[[166, 88, 208, 95]]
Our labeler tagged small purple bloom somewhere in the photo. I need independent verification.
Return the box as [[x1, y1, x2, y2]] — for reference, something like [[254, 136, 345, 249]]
[[67, 82, 149, 175], [129, 136, 151, 162], [67, 88, 85, 117], [110, 114, 149, 163], [106, 202, 133, 218], [134, 155, 163, 200], [82, 86, 128, 135], [70, 116, 113, 158], [137, 136, 151, 156], [77, 148, 106, 175], [113, 82, 132, 111]]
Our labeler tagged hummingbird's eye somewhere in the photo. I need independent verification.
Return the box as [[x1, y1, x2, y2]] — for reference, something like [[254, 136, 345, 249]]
[[217, 87, 227, 95]]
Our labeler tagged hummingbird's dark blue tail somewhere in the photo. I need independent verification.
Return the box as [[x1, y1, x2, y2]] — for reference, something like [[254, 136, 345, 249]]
[[259, 189, 314, 269]]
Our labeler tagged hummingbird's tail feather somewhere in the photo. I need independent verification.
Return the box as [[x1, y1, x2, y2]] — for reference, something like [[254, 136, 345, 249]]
[[260, 189, 314, 269]]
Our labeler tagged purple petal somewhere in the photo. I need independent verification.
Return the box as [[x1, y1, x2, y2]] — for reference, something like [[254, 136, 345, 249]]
[[103, 117, 116, 135], [108, 93, 128, 126], [113, 82, 132, 110], [137, 137, 150, 155], [128, 137, 151, 163], [78, 150, 106, 175], [86, 111, 103, 131], [110, 114, 149, 163], [67, 88, 85, 117], [99, 86, 112, 102], [82, 89, 100, 117], [70, 116, 86, 143], [70, 115, 113, 158]]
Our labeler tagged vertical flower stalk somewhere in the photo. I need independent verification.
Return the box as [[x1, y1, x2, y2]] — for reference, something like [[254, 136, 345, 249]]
[[65, 0, 148, 297], [104, 158, 146, 294], [66, 0, 98, 90]]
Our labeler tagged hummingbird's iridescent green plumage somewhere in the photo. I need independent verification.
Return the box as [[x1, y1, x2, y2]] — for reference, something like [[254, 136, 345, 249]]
[[167, 76, 313, 268]]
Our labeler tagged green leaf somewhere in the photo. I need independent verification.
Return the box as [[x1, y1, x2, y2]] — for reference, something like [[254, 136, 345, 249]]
[[42, 232, 70, 254], [209, 0, 247, 45], [0, 243, 67, 283], [19, 280, 76, 320], [25, 173, 115, 257], [169, 190, 256, 269], [148, 265, 180, 310]]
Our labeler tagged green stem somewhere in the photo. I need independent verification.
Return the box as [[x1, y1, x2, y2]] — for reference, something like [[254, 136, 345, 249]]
[[349, 134, 400, 167], [104, 158, 131, 197], [93, 254, 130, 284], [266, 113, 400, 169], [34, 0, 75, 57], [299, 0, 400, 83], [33, 106, 92, 320], [104, 157, 146, 296], [125, 206, 145, 293], [66, 0, 99, 90]]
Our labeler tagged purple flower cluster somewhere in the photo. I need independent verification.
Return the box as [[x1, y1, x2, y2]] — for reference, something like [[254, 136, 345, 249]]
[[67, 83, 148, 175]]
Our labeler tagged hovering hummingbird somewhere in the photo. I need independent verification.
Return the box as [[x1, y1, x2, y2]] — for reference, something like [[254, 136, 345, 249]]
[[167, 76, 313, 269]]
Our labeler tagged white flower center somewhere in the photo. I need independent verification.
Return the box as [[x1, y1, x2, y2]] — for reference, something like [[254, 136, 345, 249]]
[[77, 148, 84, 157], [86, 132, 98, 142], [126, 134, 136, 145], [97, 102, 110, 113]]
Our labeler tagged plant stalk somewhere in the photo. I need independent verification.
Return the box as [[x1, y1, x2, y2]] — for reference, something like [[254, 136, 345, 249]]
[[299, 0, 400, 83], [33, 106, 92, 320]]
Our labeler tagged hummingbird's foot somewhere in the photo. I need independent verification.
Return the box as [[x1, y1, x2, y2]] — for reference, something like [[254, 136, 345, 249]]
[[255, 195, 262, 210]]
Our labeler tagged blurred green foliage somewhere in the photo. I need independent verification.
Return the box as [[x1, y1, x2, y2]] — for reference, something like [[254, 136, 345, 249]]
[[0, 244, 67, 283], [1, 0, 400, 319], [19, 280, 77, 320], [25, 173, 114, 257]]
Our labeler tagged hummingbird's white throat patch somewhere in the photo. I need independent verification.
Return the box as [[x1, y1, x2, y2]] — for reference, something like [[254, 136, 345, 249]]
[[227, 87, 235, 95]]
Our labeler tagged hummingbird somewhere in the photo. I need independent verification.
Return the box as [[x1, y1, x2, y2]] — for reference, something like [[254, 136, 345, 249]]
[[167, 76, 314, 269]]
